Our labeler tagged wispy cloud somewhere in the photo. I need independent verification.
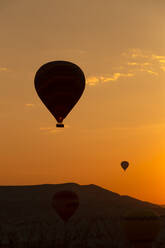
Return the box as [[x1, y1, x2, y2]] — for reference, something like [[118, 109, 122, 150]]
[[139, 68, 158, 76], [87, 77, 99, 86], [40, 125, 69, 134], [25, 103, 35, 107], [160, 66, 165, 71], [40, 127, 60, 134], [151, 55, 165, 61], [0, 67, 8, 72], [87, 73, 134, 86], [100, 73, 134, 82], [124, 48, 165, 74], [87, 48, 165, 86], [127, 62, 139, 66], [126, 48, 149, 59]]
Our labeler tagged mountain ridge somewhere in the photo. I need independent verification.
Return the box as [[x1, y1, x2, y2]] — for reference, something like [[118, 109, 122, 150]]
[[0, 183, 164, 223]]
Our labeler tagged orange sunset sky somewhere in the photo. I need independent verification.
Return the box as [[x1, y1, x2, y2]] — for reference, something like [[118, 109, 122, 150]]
[[0, 0, 165, 205]]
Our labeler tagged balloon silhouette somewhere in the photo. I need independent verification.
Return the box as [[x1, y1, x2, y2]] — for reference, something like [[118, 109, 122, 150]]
[[52, 190, 79, 222], [121, 209, 160, 248], [121, 161, 129, 171], [34, 61, 85, 127]]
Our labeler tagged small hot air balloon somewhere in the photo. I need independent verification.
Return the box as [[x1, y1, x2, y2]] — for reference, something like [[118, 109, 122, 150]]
[[52, 190, 79, 222], [121, 161, 129, 171], [34, 61, 85, 127]]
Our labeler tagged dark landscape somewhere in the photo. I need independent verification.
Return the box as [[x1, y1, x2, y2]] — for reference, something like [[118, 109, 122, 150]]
[[0, 183, 165, 247]]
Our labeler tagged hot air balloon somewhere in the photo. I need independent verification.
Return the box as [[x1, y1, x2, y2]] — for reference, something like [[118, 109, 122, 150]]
[[121, 209, 160, 248], [121, 161, 129, 171], [52, 190, 79, 222], [34, 61, 85, 127]]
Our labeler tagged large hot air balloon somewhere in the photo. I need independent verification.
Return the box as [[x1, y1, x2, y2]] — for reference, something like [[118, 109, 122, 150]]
[[52, 190, 79, 222], [34, 61, 85, 127], [121, 161, 129, 171], [121, 209, 160, 248]]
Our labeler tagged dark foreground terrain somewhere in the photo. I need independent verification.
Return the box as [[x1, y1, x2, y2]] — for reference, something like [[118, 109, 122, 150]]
[[0, 183, 165, 247]]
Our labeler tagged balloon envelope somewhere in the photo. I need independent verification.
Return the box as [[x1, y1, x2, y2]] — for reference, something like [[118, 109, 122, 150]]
[[34, 61, 85, 126], [52, 190, 79, 222], [121, 161, 129, 171]]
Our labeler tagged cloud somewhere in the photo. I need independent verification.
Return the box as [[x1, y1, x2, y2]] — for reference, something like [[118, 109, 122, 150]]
[[160, 66, 165, 71], [125, 48, 165, 74], [127, 62, 139, 66], [40, 125, 69, 134], [87, 77, 99, 86], [139, 69, 158, 76], [87, 73, 134, 86], [123, 49, 149, 59], [0, 67, 8, 72], [101, 73, 134, 82], [86, 48, 165, 86], [25, 103, 35, 107], [151, 55, 165, 61], [40, 127, 60, 134]]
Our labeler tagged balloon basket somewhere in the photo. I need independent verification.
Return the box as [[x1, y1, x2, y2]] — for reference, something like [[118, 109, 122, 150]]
[[56, 123, 64, 128]]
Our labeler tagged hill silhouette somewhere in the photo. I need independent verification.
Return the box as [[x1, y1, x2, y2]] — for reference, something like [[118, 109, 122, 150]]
[[0, 183, 165, 247], [0, 183, 164, 223]]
